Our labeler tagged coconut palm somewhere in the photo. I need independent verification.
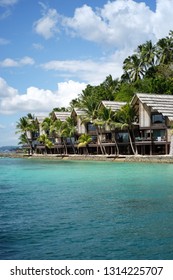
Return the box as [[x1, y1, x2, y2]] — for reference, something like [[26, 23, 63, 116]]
[[100, 75, 119, 100], [98, 106, 121, 155], [18, 133, 28, 145], [169, 125, 173, 156], [61, 117, 77, 154], [79, 96, 107, 154], [123, 54, 145, 82], [50, 119, 62, 136], [49, 119, 65, 154], [137, 40, 156, 69], [41, 117, 54, 136], [116, 104, 138, 155], [16, 114, 38, 154], [78, 134, 92, 154], [156, 31, 173, 65], [37, 134, 53, 154]]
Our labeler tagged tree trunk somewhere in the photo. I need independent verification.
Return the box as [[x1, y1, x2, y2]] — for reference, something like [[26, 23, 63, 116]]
[[131, 127, 138, 155], [70, 138, 76, 154], [169, 134, 173, 156], [62, 138, 68, 154], [100, 126, 107, 154], [96, 127, 105, 155], [25, 132, 34, 154], [111, 131, 119, 155], [128, 129, 136, 155]]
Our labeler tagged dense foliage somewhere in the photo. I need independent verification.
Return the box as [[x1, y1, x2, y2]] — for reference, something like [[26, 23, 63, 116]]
[[70, 30, 173, 107]]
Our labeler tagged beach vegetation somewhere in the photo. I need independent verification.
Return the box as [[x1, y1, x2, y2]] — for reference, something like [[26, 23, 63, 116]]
[[37, 134, 53, 153], [78, 134, 92, 154], [116, 104, 138, 155], [16, 114, 37, 154]]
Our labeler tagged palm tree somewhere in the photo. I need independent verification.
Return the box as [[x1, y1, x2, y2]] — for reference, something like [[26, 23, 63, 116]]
[[50, 119, 62, 138], [137, 40, 156, 69], [169, 126, 173, 156], [18, 133, 28, 144], [123, 54, 145, 82], [16, 114, 38, 154], [156, 31, 173, 65], [78, 134, 92, 154], [37, 134, 53, 154], [98, 106, 121, 155], [41, 117, 54, 136], [50, 119, 64, 154], [79, 96, 106, 154], [116, 104, 138, 155], [100, 75, 119, 100], [61, 117, 77, 154]]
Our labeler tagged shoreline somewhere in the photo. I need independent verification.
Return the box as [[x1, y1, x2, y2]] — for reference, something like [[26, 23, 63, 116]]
[[1, 153, 173, 163]]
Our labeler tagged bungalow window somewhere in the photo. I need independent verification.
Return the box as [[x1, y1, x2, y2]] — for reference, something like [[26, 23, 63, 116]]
[[117, 132, 129, 143], [91, 136, 97, 143], [152, 130, 166, 141], [87, 123, 96, 132], [151, 113, 165, 124]]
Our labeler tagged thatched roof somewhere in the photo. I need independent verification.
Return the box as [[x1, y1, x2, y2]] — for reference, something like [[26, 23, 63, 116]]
[[53, 112, 71, 121], [131, 93, 173, 120], [101, 101, 126, 112], [35, 116, 48, 123], [72, 108, 85, 116]]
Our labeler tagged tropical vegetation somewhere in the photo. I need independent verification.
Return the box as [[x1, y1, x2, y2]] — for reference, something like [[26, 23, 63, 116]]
[[16, 30, 173, 155]]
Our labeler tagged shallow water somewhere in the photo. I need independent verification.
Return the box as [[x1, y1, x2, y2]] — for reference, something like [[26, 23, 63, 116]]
[[0, 158, 173, 260]]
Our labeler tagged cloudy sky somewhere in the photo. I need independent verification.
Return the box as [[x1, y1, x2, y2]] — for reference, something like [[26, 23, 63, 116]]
[[0, 0, 173, 146]]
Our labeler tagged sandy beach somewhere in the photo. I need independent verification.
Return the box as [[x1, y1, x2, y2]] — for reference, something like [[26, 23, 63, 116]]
[[1, 152, 173, 163]]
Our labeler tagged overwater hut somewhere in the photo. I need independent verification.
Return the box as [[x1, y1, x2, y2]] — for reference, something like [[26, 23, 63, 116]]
[[24, 94, 173, 156], [131, 93, 173, 155], [98, 101, 127, 154], [71, 108, 98, 154], [71, 108, 86, 135], [51, 111, 72, 154]]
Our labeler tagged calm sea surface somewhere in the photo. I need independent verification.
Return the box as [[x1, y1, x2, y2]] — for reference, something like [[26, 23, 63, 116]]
[[0, 158, 173, 260]]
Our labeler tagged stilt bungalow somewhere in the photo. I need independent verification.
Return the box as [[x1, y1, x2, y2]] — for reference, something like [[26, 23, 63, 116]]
[[22, 94, 173, 156], [131, 93, 173, 155]]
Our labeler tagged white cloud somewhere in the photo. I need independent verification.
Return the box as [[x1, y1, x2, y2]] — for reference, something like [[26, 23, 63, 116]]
[[20, 56, 35, 65], [0, 77, 18, 98], [41, 53, 125, 84], [0, 56, 35, 67], [0, 77, 86, 115], [63, 5, 109, 43], [152, 0, 173, 39], [37, 0, 173, 84], [61, 0, 173, 48], [0, 0, 18, 6], [32, 43, 44, 50], [31, 0, 173, 86], [0, 38, 10, 45], [62, 0, 155, 48], [33, 8, 59, 39], [55, 80, 87, 105], [32, 0, 173, 48]]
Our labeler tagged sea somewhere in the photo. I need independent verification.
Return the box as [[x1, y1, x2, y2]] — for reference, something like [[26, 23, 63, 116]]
[[0, 157, 173, 260]]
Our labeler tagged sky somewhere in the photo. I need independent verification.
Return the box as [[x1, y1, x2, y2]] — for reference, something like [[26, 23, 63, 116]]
[[0, 0, 173, 146]]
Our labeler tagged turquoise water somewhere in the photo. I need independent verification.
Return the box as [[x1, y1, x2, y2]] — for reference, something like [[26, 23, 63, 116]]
[[0, 158, 173, 260]]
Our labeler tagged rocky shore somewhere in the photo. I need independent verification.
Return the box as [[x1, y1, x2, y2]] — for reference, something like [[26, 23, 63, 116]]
[[1, 152, 173, 163]]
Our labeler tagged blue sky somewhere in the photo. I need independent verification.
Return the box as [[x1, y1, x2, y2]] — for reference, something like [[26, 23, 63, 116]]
[[0, 0, 173, 146]]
